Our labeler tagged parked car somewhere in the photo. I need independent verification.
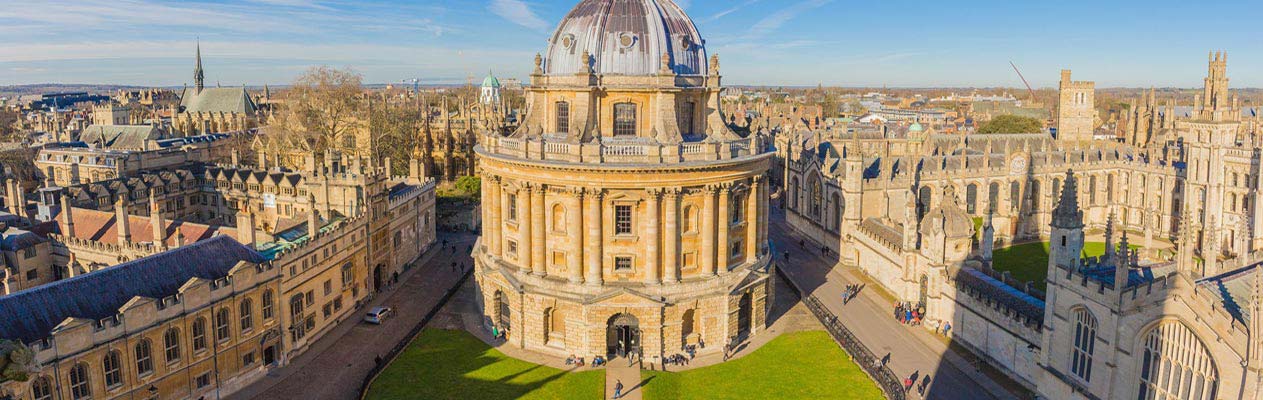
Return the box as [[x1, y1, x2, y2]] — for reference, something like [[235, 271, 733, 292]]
[[364, 306, 393, 324]]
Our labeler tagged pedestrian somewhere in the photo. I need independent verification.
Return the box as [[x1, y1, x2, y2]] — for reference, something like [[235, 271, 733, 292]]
[[841, 290, 849, 305], [904, 377, 913, 391], [905, 309, 912, 325], [943, 321, 952, 337], [374, 355, 383, 365], [614, 380, 624, 399]]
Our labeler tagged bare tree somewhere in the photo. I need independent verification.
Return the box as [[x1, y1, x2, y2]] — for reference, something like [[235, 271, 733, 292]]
[[269, 66, 366, 155]]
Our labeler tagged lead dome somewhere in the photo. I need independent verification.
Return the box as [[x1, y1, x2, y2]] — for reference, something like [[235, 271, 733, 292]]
[[543, 0, 707, 76]]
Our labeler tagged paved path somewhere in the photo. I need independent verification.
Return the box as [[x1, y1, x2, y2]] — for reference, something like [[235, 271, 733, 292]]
[[605, 364, 642, 400], [227, 232, 475, 400], [770, 211, 1028, 400]]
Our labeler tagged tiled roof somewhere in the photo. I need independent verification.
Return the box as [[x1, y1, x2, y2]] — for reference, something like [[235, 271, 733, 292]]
[[64, 207, 235, 246], [78, 125, 164, 150], [0, 236, 267, 344], [179, 87, 258, 115]]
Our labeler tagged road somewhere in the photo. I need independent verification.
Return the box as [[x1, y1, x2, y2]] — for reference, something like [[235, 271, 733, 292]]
[[770, 212, 1024, 400], [227, 232, 475, 400]]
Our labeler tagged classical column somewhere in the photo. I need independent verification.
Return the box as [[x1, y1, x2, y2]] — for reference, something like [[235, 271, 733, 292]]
[[584, 189, 604, 285], [662, 188, 680, 284], [520, 184, 534, 274], [700, 185, 717, 276], [530, 185, 546, 276], [759, 177, 769, 255], [746, 179, 760, 264], [499, 182, 510, 259], [568, 189, 584, 284], [644, 188, 662, 285], [716, 185, 731, 273], [487, 176, 503, 257]]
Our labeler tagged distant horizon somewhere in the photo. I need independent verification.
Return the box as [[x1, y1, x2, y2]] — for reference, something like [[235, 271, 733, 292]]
[[4, 1, 1261, 88], [6, 82, 1263, 92]]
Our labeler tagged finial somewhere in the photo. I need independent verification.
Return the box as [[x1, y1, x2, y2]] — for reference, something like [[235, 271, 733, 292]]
[[534, 53, 543, 74]]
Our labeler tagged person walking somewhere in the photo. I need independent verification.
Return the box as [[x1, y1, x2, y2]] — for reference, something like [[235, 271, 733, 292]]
[[613, 380, 624, 399]]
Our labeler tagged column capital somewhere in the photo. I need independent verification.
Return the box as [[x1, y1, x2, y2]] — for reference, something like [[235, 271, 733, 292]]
[[752, 175, 765, 185], [584, 187, 605, 199], [663, 187, 683, 199]]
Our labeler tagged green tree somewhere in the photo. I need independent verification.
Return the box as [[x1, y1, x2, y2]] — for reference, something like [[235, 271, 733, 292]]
[[978, 115, 1043, 134], [455, 176, 481, 196]]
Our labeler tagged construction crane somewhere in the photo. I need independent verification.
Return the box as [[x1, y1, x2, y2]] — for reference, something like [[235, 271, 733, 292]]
[[401, 79, 420, 95], [1009, 61, 1038, 103]]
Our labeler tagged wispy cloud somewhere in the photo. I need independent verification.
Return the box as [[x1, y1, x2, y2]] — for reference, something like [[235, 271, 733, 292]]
[[488, 0, 548, 31], [701, 0, 760, 23], [747, 0, 832, 39]]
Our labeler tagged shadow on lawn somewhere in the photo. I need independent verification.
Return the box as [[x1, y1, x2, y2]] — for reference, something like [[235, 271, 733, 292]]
[[366, 329, 588, 400]]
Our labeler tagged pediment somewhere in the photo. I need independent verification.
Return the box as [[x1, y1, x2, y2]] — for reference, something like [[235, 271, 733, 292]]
[[585, 287, 666, 306]]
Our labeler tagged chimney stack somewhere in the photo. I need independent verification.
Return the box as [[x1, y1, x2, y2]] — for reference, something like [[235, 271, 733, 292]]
[[115, 194, 131, 244]]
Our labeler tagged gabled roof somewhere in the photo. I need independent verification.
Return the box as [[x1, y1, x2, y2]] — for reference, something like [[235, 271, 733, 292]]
[[179, 87, 257, 115], [0, 236, 267, 344], [78, 125, 164, 150]]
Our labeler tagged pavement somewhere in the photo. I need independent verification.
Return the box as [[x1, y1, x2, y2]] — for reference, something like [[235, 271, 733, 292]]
[[605, 364, 642, 400], [770, 210, 1030, 400], [226, 232, 476, 400]]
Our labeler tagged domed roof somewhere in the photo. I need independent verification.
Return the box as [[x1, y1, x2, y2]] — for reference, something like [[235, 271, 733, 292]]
[[909, 121, 924, 132], [543, 0, 707, 76], [482, 72, 501, 88]]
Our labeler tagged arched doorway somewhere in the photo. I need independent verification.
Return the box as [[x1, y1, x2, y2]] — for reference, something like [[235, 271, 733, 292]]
[[737, 293, 753, 339], [373, 264, 383, 292], [606, 313, 640, 358], [494, 291, 511, 332], [681, 309, 698, 349]]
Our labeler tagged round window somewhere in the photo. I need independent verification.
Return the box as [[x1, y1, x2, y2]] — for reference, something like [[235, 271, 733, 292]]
[[619, 33, 636, 48], [560, 34, 575, 49]]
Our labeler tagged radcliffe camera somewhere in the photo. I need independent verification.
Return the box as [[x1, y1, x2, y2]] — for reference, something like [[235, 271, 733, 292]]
[[0, 1, 1258, 400]]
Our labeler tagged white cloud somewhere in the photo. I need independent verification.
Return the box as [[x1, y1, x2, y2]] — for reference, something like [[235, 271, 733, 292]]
[[747, 0, 832, 39], [488, 0, 549, 31], [701, 0, 760, 23]]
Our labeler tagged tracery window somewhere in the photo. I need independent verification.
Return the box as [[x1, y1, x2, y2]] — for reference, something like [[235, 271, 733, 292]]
[[31, 376, 53, 400], [1137, 321, 1219, 400], [1071, 308, 1097, 382]]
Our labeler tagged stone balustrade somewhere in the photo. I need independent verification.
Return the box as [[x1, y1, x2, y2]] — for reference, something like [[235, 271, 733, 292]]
[[479, 133, 769, 165]]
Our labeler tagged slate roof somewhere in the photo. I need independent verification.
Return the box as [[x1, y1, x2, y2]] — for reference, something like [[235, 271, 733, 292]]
[[0, 236, 267, 344], [0, 226, 44, 251], [1198, 264, 1259, 325], [179, 87, 258, 115], [78, 125, 164, 150]]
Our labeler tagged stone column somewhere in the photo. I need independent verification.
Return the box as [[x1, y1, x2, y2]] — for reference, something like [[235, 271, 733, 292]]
[[746, 179, 760, 264], [645, 189, 661, 285], [584, 189, 604, 285], [531, 186, 546, 276], [568, 189, 584, 284], [487, 176, 503, 257], [700, 185, 717, 276], [499, 183, 510, 259], [663, 188, 680, 284], [759, 177, 769, 255], [717, 185, 731, 273], [520, 184, 534, 274]]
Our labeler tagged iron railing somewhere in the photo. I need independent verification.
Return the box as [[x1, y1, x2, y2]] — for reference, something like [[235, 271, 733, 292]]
[[777, 268, 907, 400]]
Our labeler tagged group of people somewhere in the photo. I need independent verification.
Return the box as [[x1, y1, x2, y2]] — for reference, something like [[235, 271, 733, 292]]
[[563, 354, 607, 367], [841, 283, 862, 305], [895, 303, 924, 326]]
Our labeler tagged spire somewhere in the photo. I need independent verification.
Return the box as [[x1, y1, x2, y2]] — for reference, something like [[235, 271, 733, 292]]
[[194, 40, 205, 93], [1051, 170, 1084, 229], [1104, 211, 1116, 262], [1115, 230, 1131, 290]]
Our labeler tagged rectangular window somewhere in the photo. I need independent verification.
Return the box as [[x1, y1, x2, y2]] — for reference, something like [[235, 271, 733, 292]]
[[731, 240, 743, 258], [342, 263, 354, 286], [25, 269, 37, 281], [683, 252, 696, 269], [196, 373, 211, 389], [731, 196, 744, 224], [614, 256, 633, 271], [243, 352, 255, 366], [615, 205, 633, 235], [322, 303, 332, 318], [556, 102, 570, 133], [507, 240, 518, 258], [323, 280, 332, 296], [23, 247, 36, 259], [614, 103, 637, 137], [680, 101, 695, 135], [508, 194, 518, 221], [552, 251, 566, 268]]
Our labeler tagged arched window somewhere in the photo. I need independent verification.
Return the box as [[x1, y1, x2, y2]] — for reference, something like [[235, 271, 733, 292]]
[[290, 295, 307, 340], [494, 290, 511, 331], [679, 101, 695, 135], [810, 177, 823, 218], [1106, 174, 1115, 202], [987, 182, 999, 213], [262, 289, 275, 320], [103, 350, 122, 388], [1030, 180, 1041, 212], [240, 299, 254, 333], [966, 184, 978, 214], [135, 339, 154, 375], [613, 103, 637, 137], [831, 193, 842, 231], [164, 328, 181, 363], [69, 363, 91, 400], [789, 177, 800, 210], [1009, 181, 1020, 212], [1137, 321, 1219, 400], [1071, 308, 1097, 382], [555, 101, 570, 133], [551, 204, 566, 234], [31, 376, 53, 400], [1089, 175, 1098, 205], [682, 206, 697, 233], [918, 186, 933, 220], [192, 317, 208, 351], [215, 308, 231, 342]]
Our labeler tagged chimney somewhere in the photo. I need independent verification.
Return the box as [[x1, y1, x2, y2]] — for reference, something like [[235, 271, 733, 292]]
[[115, 194, 131, 244], [60, 192, 75, 238], [236, 200, 257, 248], [308, 194, 320, 239], [1, 268, 10, 296], [5, 179, 20, 215], [175, 228, 186, 247], [150, 189, 167, 251]]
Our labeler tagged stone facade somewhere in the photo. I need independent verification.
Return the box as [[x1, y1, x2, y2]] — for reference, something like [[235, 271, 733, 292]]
[[473, 0, 774, 363]]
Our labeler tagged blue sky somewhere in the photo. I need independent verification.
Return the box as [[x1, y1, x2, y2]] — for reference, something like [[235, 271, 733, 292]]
[[1, 0, 1260, 88]]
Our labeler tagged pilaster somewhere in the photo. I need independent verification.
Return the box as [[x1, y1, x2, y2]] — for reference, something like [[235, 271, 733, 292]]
[[663, 188, 681, 284], [645, 188, 662, 285]]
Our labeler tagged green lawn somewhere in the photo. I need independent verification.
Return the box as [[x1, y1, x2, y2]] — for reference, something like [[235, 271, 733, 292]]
[[992, 241, 1142, 292], [365, 329, 603, 400], [642, 331, 883, 400]]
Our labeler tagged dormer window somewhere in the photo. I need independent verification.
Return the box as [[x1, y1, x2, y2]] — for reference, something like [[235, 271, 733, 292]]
[[614, 103, 637, 137]]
